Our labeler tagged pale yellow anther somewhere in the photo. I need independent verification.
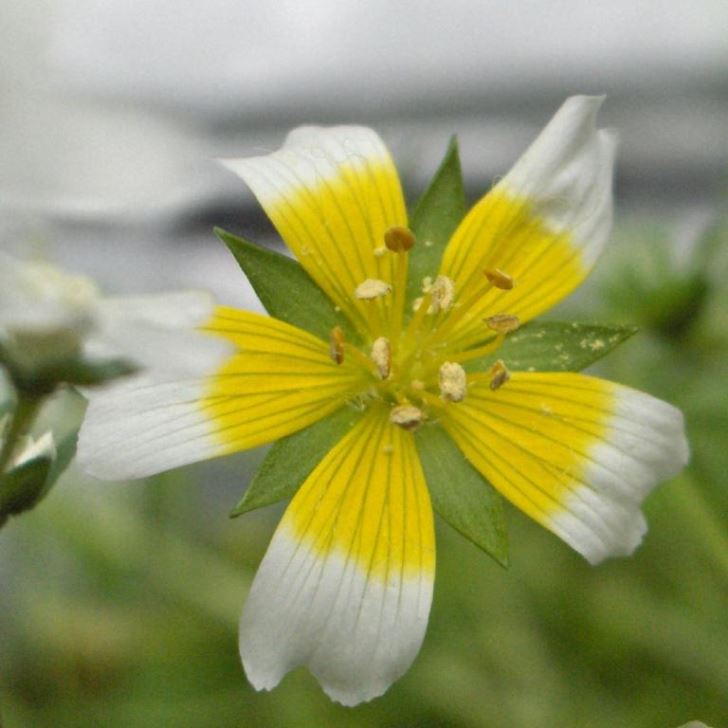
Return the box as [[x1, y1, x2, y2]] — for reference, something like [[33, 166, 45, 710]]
[[384, 226, 416, 253], [421, 276, 433, 293], [489, 359, 510, 391], [355, 278, 392, 300], [429, 275, 455, 313], [373, 246, 387, 258], [390, 404, 424, 431], [329, 326, 345, 364], [439, 361, 467, 402], [371, 336, 391, 379], [484, 268, 515, 290], [486, 313, 521, 333], [412, 296, 424, 313]]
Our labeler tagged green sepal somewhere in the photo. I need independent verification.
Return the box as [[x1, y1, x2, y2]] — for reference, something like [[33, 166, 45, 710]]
[[0, 454, 53, 526], [5, 354, 137, 397], [215, 227, 358, 343], [0, 429, 76, 528], [407, 137, 467, 307], [464, 321, 639, 374], [230, 406, 364, 517], [49, 358, 138, 387], [416, 423, 509, 567]]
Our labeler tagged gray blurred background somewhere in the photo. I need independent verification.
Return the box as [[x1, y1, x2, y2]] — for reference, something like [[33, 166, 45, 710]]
[[2, 0, 727, 306]]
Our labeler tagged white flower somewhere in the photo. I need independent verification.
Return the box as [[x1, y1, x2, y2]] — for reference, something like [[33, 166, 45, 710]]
[[0, 253, 230, 379], [0, 255, 98, 370]]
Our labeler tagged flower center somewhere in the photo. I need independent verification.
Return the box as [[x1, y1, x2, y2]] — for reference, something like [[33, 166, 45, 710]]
[[330, 227, 519, 429]]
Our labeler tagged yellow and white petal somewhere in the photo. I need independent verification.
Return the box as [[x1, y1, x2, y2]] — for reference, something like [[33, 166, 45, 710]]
[[439, 96, 617, 349], [442, 373, 688, 564], [239, 406, 435, 706], [91, 290, 232, 376], [220, 126, 407, 335], [78, 307, 367, 480]]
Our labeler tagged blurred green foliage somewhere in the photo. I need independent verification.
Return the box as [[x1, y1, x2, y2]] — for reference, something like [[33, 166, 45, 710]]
[[1, 215, 727, 728]]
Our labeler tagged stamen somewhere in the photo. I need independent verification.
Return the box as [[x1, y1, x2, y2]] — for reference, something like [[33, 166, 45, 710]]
[[384, 226, 416, 253], [329, 326, 345, 364], [373, 245, 387, 258], [355, 279, 392, 300], [489, 359, 510, 391], [424, 274, 495, 349], [485, 313, 520, 333], [390, 404, 424, 430], [428, 275, 455, 314], [439, 361, 467, 402], [371, 337, 391, 379], [484, 268, 514, 290], [404, 290, 433, 345], [386, 228, 414, 347]]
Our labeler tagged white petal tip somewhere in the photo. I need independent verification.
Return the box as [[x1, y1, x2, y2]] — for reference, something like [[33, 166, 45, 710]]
[[551, 389, 689, 565], [238, 525, 432, 708]]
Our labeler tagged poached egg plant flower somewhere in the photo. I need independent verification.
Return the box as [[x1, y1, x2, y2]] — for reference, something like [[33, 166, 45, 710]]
[[78, 96, 689, 706]]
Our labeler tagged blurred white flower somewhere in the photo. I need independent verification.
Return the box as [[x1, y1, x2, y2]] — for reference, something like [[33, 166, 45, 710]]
[[0, 252, 230, 381], [0, 254, 99, 370]]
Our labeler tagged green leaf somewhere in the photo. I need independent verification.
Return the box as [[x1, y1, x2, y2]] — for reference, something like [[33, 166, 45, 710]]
[[0, 454, 53, 525], [464, 321, 639, 374], [230, 406, 364, 517], [416, 423, 508, 567], [215, 227, 357, 343], [407, 137, 467, 307]]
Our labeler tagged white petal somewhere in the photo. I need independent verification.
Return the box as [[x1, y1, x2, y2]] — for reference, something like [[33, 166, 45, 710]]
[[499, 94, 618, 269], [92, 290, 232, 376], [77, 373, 226, 480], [218, 125, 407, 336], [239, 411, 435, 705], [548, 386, 689, 564], [240, 525, 433, 706], [219, 125, 396, 203], [444, 373, 689, 565]]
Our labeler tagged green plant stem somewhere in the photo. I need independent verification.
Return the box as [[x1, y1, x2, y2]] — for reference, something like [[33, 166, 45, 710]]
[[0, 394, 44, 475]]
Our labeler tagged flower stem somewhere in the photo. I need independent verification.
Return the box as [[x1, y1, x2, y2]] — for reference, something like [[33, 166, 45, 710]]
[[0, 394, 44, 474]]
